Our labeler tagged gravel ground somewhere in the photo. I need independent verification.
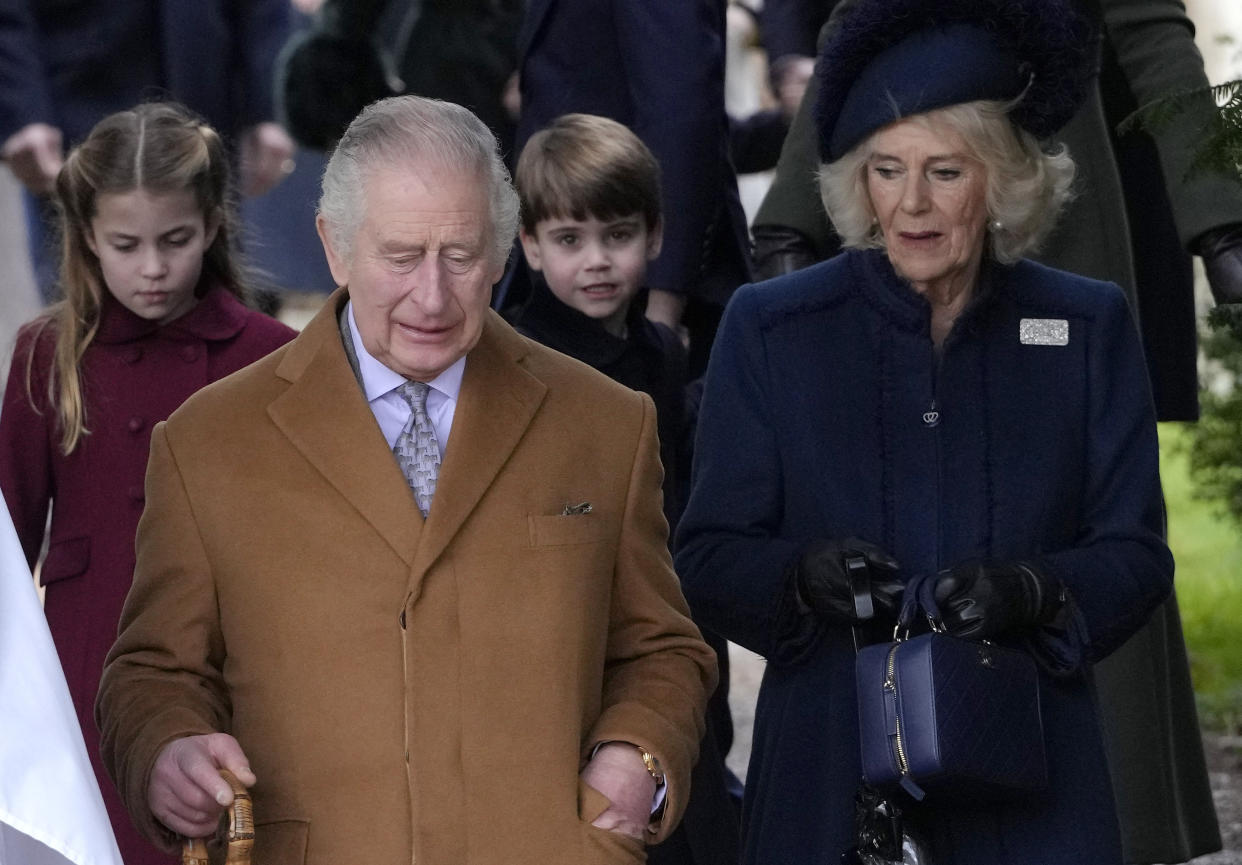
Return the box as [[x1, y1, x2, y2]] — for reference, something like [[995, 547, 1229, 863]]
[[725, 644, 1241, 864], [1191, 735, 1242, 865]]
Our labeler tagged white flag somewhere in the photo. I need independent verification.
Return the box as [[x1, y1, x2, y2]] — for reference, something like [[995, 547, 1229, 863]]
[[0, 499, 123, 865]]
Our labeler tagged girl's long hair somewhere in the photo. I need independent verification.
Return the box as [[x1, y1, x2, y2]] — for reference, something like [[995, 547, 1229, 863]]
[[29, 101, 246, 454]]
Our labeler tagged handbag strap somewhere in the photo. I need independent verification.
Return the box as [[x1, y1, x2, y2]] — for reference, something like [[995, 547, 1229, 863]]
[[895, 572, 944, 637]]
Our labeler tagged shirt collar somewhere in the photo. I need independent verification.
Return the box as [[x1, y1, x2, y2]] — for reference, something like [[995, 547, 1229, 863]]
[[345, 300, 466, 401]]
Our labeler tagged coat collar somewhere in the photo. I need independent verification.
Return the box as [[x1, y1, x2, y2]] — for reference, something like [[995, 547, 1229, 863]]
[[854, 248, 1002, 340], [93, 279, 251, 344], [270, 289, 548, 594], [510, 275, 652, 368]]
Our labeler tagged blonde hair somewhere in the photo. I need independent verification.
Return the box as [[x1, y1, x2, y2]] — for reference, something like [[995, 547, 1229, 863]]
[[819, 100, 1076, 264], [31, 101, 244, 454]]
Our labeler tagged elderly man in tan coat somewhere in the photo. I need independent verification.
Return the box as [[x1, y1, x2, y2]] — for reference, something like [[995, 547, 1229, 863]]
[[96, 95, 716, 864]]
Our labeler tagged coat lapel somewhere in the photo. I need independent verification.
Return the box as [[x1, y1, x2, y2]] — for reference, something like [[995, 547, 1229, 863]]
[[267, 291, 423, 565], [411, 312, 546, 582], [517, 0, 554, 61]]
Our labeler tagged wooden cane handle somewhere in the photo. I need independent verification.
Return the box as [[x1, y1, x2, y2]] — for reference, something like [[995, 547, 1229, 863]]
[[181, 769, 254, 865]]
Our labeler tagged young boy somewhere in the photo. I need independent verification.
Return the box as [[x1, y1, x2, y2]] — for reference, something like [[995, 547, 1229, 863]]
[[509, 112, 690, 529], [507, 115, 740, 865]]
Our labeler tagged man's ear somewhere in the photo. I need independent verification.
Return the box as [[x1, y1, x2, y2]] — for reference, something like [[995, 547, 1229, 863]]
[[316, 214, 351, 288], [518, 226, 543, 272], [646, 218, 664, 261]]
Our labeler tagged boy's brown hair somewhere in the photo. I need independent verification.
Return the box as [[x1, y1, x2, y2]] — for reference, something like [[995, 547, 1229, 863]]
[[516, 113, 661, 233]]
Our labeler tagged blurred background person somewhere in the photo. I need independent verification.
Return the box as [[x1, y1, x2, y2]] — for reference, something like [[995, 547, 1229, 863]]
[[0, 0, 296, 305]]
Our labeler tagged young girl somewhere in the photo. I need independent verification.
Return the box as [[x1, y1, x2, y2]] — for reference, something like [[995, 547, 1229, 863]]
[[0, 102, 295, 864]]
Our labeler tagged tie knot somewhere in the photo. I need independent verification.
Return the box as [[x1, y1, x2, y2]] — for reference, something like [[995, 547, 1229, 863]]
[[395, 380, 431, 411]]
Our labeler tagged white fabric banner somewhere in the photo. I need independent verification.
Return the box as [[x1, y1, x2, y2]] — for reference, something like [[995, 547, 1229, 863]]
[[0, 499, 123, 865]]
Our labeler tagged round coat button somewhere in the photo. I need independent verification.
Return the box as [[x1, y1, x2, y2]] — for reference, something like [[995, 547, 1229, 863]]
[[123, 346, 143, 363], [127, 485, 145, 502], [180, 344, 200, 362], [127, 416, 144, 433]]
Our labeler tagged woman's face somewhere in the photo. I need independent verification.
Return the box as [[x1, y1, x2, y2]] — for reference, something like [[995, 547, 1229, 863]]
[[866, 118, 988, 299]]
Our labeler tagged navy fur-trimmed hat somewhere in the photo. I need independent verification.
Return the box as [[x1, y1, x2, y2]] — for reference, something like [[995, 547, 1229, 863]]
[[814, 0, 1101, 161]]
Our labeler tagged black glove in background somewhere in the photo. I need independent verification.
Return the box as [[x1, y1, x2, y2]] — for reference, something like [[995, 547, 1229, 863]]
[[793, 538, 902, 625], [932, 560, 1064, 640], [752, 224, 820, 281]]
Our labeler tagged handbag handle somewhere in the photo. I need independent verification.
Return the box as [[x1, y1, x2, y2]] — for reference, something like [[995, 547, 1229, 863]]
[[894, 573, 946, 639], [181, 769, 254, 865]]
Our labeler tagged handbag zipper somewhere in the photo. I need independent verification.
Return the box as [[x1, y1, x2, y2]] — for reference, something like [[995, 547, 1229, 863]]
[[884, 643, 926, 801]]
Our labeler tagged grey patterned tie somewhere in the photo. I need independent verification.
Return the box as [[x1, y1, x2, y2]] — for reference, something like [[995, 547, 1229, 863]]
[[392, 381, 440, 517]]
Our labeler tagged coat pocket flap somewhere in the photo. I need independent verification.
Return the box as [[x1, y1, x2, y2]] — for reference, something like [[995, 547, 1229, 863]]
[[39, 536, 91, 586], [251, 818, 309, 864]]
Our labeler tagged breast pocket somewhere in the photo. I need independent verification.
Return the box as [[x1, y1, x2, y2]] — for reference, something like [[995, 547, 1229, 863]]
[[527, 514, 611, 548], [39, 536, 91, 586]]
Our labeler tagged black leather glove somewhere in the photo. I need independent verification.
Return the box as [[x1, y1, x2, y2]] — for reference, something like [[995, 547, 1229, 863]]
[[1197, 224, 1242, 306], [793, 539, 903, 625], [932, 560, 1064, 640], [752, 224, 820, 281]]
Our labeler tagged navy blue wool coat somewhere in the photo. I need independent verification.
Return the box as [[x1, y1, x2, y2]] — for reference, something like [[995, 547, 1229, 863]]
[[675, 249, 1173, 864]]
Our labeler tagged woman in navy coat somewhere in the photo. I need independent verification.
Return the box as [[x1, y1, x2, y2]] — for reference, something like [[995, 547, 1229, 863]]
[[675, 1, 1174, 862]]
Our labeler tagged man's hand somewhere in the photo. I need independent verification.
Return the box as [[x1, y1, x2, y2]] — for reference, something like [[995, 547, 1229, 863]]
[[770, 55, 815, 121], [239, 122, 296, 198], [1, 123, 64, 195], [1197, 224, 1242, 306], [579, 742, 657, 841], [148, 734, 256, 839], [644, 289, 686, 333]]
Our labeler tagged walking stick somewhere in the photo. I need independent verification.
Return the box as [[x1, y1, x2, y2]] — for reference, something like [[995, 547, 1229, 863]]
[[181, 769, 254, 865]]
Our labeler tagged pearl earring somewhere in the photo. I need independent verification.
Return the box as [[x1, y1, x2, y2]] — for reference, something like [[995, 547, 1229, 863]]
[[988, 219, 1004, 232]]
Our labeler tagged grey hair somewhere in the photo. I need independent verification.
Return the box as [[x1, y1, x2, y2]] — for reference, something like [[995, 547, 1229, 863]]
[[318, 95, 520, 268], [819, 100, 1076, 264]]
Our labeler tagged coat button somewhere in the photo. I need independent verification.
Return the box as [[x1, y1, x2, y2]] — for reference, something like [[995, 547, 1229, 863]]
[[127, 416, 144, 433], [922, 410, 940, 427], [124, 346, 143, 363], [127, 485, 145, 502], [180, 344, 200, 362]]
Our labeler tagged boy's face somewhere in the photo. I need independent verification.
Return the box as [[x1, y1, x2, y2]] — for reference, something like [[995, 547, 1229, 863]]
[[520, 213, 662, 336]]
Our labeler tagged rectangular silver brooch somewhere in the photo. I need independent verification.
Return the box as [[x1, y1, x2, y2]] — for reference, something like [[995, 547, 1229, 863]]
[[1019, 318, 1069, 346]]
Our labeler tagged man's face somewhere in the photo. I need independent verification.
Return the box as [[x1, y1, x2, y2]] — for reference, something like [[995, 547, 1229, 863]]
[[319, 162, 504, 381]]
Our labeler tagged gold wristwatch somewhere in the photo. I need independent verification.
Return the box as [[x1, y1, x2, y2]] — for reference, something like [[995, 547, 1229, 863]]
[[636, 747, 665, 786]]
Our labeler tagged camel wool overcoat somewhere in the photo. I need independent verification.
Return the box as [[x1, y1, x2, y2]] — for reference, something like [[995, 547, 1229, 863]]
[[97, 291, 716, 865]]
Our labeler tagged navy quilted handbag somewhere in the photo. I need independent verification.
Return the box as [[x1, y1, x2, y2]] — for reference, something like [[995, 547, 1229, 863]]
[[855, 574, 1048, 802]]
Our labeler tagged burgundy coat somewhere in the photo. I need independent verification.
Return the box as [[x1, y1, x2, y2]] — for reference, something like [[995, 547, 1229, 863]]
[[0, 284, 294, 865]]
